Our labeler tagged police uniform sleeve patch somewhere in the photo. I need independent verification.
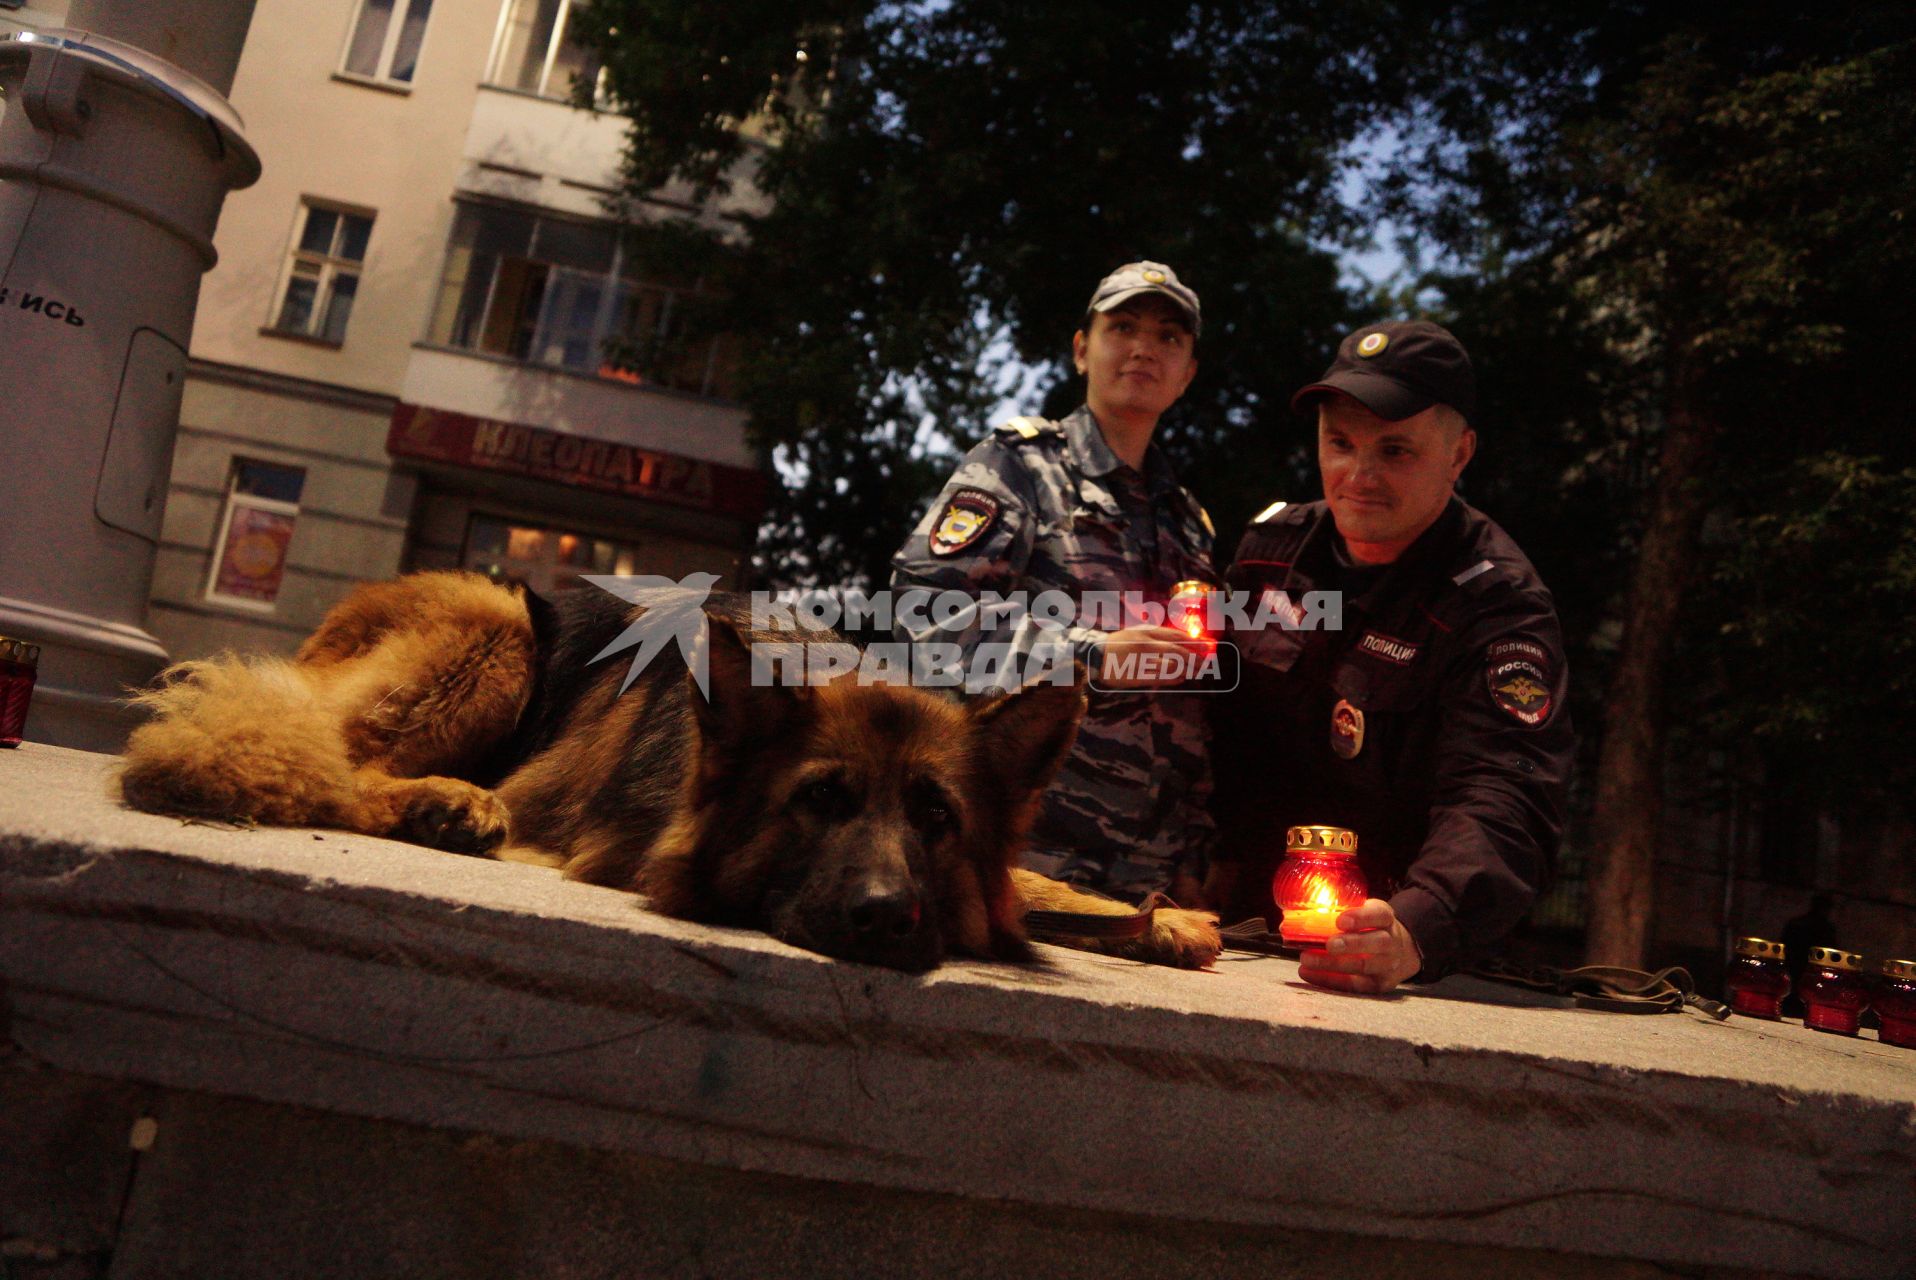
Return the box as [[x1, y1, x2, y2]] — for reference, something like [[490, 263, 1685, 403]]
[[1486, 638, 1554, 725], [929, 488, 1002, 557]]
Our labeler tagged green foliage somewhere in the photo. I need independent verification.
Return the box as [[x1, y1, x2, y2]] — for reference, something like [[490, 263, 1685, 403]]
[[1425, 17, 1916, 809], [1696, 455, 1916, 796], [575, 0, 1416, 584]]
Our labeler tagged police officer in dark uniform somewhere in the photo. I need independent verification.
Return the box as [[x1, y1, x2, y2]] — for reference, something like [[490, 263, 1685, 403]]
[[1212, 320, 1574, 993], [890, 263, 1219, 901]]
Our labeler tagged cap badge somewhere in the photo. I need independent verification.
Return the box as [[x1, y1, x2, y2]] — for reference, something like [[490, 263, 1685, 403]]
[[1357, 332, 1388, 357], [1143, 269, 1166, 284]]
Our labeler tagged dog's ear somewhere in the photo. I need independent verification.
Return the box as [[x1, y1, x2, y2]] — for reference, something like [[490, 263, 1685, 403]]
[[967, 665, 1087, 797], [691, 616, 804, 752]]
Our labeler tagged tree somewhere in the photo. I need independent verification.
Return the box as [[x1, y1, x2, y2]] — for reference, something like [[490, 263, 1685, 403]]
[[1398, 11, 1916, 964], [574, 0, 1432, 586]]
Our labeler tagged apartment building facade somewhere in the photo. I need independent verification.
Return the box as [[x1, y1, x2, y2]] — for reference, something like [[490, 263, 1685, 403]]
[[29, 0, 771, 660]]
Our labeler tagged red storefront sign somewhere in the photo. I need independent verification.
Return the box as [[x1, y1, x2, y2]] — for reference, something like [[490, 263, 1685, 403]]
[[386, 403, 767, 521]]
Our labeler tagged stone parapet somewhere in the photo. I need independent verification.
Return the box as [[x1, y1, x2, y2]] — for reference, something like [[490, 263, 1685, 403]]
[[2, 744, 1911, 1278]]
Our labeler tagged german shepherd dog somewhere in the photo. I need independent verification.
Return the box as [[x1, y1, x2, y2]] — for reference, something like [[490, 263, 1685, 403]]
[[118, 572, 1220, 972]]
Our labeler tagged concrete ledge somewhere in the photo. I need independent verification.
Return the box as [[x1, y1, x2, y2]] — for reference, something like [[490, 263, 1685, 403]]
[[3, 744, 1912, 1278]]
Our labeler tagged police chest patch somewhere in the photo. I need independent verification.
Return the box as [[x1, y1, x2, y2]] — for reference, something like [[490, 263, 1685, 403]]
[[929, 489, 1000, 557], [1487, 638, 1553, 726], [1357, 630, 1418, 666]]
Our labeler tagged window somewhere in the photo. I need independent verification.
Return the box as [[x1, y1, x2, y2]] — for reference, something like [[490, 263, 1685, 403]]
[[463, 514, 641, 596], [487, 0, 602, 100], [206, 459, 307, 611], [426, 201, 739, 398], [341, 0, 435, 85], [270, 202, 374, 344]]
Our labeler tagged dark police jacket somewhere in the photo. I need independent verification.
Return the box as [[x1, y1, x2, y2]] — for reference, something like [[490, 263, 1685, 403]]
[[1213, 497, 1574, 976]]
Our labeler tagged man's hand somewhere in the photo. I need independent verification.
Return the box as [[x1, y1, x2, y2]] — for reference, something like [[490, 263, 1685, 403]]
[[1099, 625, 1213, 688], [1297, 898, 1423, 994]]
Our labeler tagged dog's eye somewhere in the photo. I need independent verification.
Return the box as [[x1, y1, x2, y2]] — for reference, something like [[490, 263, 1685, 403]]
[[797, 778, 853, 818], [909, 783, 955, 834]]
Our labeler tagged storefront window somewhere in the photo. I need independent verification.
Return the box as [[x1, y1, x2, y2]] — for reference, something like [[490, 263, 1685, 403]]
[[426, 201, 738, 399], [464, 513, 642, 596]]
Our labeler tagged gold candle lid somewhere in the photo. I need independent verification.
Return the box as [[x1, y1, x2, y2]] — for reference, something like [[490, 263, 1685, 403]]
[[1286, 825, 1357, 856], [1169, 579, 1213, 597], [0, 636, 41, 667], [1734, 937, 1785, 961], [1882, 958, 1916, 981], [1807, 946, 1863, 972]]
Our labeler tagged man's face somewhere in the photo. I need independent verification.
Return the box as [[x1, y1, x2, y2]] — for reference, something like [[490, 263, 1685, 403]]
[[1073, 296, 1197, 424], [1317, 394, 1475, 561]]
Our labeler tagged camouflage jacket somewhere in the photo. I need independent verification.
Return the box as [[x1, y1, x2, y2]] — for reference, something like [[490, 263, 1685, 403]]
[[888, 407, 1218, 898]]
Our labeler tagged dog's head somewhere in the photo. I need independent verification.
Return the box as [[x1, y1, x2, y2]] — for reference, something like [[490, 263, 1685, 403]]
[[647, 620, 1085, 971]]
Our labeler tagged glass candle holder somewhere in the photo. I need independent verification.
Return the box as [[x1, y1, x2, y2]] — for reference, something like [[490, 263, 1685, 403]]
[[1874, 959, 1916, 1049], [1724, 936, 1790, 1019], [1797, 946, 1869, 1036], [0, 637, 40, 748], [1168, 579, 1213, 641], [1273, 825, 1367, 951]]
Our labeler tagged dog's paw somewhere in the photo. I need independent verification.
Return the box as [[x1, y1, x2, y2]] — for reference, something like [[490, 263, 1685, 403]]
[[1137, 907, 1222, 969], [394, 780, 511, 855]]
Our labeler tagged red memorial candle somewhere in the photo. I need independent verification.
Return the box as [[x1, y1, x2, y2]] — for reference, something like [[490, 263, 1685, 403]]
[[0, 637, 40, 748], [1797, 947, 1869, 1036], [1724, 936, 1791, 1020], [1273, 825, 1367, 952]]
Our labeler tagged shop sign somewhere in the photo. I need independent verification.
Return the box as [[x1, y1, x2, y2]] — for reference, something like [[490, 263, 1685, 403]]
[[387, 404, 766, 520]]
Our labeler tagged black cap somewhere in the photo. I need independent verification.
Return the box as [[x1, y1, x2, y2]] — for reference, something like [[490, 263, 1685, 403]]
[[1291, 320, 1477, 423]]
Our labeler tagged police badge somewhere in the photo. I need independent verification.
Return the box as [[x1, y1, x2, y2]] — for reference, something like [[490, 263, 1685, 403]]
[[1331, 698, 1365, 759], [928, 489, 1000, 557]]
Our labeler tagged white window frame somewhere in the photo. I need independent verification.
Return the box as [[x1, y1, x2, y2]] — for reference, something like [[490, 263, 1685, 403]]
[[204, 460, 306, 613], [268, 200, 375, 345], [485, 0, 606, 101], [338, 0, 435, 87]]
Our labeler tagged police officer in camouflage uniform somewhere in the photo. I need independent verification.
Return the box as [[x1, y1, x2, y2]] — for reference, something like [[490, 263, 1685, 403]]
[[889, 263, 1218, 902], [1213, 320, 1575, 994]]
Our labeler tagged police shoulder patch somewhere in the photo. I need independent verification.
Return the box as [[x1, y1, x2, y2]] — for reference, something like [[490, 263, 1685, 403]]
[[1486, 637, 1554, 726], [929, 488, 1001, 557]]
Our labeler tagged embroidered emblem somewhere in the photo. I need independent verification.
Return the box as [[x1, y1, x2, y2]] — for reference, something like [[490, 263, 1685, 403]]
[[1143, 268, 1166, 284], [1331, 699, 1365, 759], [1357, 631, 1419, 666], [929, 489, 1001, 557], [1487, 638, 1553, 725], [1357, 331, 1389, 357]]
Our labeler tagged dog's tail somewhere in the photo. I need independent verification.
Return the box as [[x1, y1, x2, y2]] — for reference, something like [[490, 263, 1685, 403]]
[[118, 655, 358, 827]]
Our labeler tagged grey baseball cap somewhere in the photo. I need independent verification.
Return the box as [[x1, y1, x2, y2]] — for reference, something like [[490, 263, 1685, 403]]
[[1086, 261, 1201, 336]]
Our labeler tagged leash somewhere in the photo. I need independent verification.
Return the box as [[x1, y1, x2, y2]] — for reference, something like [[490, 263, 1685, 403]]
[[1467, 958, 1730, 1019], [1217, 920, 1731, 1019]]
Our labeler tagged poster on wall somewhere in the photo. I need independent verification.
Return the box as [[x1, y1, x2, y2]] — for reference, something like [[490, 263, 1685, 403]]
[[208, 500, 297, 607]]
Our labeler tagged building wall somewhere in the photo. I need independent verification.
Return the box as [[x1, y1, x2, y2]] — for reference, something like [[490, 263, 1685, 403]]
[[151, 0, 765, 660], [147, 366, 412, 658], [189, 0, 500, 396]]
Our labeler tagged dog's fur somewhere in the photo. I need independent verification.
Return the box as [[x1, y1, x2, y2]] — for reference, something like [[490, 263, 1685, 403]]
[[118, 572, 1219, 971]]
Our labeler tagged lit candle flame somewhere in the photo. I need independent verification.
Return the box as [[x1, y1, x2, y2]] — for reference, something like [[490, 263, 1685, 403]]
[[1182, 614, 1204, 639], [1307, 878, 1341, 910]]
